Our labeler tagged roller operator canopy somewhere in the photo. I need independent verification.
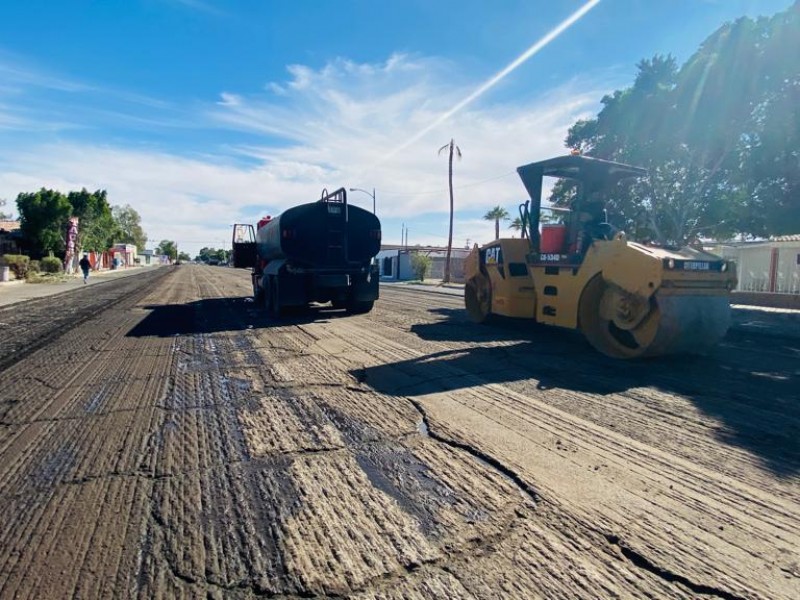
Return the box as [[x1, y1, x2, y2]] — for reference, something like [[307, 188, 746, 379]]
[[517, 154, 647, 207]]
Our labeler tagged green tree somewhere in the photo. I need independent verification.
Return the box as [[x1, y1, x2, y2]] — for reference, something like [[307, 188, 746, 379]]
[[16, 189, 72, 258], [67, 189, 116, 252], [178, 251, 191, 262], [155, 240, 178, 261], [509, 215, 533, 238], [410, 252, 432, 281], [559, 3, 799, 241], [112, 204, 148, 252], [483, 206, 509, 240], [438, 138, 461, 283], [196, 247, 213, 263], [196, 247, 230, 263]]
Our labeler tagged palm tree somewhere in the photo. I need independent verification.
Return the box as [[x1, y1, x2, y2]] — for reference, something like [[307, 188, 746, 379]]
[[484, 206, 509, 240], [508, 216, 528, 238], [438, 139, 461, 283]]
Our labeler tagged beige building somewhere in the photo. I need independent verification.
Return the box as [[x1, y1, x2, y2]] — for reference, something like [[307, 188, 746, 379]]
[[712, 235, 800, 294]]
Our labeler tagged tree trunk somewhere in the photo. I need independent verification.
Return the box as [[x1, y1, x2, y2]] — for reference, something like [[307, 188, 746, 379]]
[[444, 141, 454, 283], [495, 218, 500, 240]]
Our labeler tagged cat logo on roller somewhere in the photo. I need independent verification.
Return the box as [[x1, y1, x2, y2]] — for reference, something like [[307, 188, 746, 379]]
[[464, 154, 737, 358]]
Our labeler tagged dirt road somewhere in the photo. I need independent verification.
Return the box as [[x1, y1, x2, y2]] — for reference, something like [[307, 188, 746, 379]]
[[0, 265, 797, 599]]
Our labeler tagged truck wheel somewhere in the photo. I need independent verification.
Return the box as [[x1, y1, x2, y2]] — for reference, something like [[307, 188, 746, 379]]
[[269, 278, 283, 318], [261, 276, 271, 312], [346, 300, 374, 315], [261, 280, 272, 315]]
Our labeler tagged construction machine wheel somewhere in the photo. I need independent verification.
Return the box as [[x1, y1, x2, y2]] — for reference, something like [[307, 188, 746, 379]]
[[465, 274, 492, 323], [579, 275, 731, 358]]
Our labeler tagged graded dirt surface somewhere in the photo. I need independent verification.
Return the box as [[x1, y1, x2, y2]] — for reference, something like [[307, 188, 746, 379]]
[[0, 264, 797, 599]]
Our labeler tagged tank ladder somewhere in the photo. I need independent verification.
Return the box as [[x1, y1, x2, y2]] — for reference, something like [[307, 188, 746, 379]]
[[320, 187, 349, 266]]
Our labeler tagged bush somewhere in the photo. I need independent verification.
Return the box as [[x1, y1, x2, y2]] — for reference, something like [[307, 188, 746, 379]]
[[410, 253, 432, 281], [28, 260, 41, 273], [40, 256, 63, 274], [3, 254, 30, 279]]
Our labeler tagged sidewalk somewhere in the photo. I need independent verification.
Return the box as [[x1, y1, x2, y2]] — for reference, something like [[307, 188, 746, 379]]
[[382, 279, 464, 297], [0, 266, 165, 308]]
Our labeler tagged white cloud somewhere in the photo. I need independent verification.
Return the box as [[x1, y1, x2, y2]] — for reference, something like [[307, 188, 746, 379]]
[[0, 53, 618, 255]]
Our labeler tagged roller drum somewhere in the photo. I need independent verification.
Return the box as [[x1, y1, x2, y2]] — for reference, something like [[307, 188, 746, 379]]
[[580, 276, 731, 358]]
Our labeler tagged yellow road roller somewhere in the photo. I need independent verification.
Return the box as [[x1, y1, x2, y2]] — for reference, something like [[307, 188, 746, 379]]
[[464, 154, 737, 358]]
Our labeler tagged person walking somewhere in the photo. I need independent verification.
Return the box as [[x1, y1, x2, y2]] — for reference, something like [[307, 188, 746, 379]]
[[78, 254, 91, 284]]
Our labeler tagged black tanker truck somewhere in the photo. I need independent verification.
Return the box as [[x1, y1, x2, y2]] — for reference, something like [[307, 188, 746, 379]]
[[231, 188, 381, 316]]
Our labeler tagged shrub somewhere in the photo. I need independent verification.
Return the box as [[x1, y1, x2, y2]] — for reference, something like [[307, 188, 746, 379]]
[[40, 256, 63, 274], [410, 253, 432, 281], [3, 254, 30, 279], [28, 260, 41, 273]]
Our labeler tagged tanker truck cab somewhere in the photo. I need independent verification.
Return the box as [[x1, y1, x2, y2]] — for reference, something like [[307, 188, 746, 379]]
[[232, 188, 381, 317]]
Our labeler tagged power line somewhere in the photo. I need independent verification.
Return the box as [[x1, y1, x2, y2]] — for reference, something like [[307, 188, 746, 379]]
[[379, 170, 516, 197]]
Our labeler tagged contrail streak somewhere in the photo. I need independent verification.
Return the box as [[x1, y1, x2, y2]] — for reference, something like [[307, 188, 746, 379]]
[[381, 0, 603, 163]]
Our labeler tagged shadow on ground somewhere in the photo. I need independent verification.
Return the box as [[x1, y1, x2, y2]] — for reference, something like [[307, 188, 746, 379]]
[[356, 306, 800, 478], [126, 297, 349, 338]]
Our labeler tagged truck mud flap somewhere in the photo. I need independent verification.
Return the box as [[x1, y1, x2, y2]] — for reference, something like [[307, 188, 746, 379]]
[[277, 275, 307, 307], [351, 267, 379, 302]]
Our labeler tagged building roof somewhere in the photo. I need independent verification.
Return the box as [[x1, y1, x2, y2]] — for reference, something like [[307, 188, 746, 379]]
[[710, 233, 800, 248], [380, 244, 471, 252], [0, 220, 21, 233]]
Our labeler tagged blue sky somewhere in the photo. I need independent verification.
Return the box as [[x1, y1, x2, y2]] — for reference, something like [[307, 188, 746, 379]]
[[0, 0, 793, 256]]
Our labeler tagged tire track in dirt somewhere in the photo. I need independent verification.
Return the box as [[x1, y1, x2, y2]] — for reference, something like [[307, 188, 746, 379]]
[[131, 267, 690, 598], [231, 301, 698, 597], [1, 266, 796, 598], [372, 287, 800, 493], [303, 291, 798, 599], [0, 268, 172, 372], [0, 268, 184, 599]]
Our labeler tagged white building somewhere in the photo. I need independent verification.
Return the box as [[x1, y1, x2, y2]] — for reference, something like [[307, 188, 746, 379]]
[[711, 235, 800, 294], [375, 245, 472, 282]]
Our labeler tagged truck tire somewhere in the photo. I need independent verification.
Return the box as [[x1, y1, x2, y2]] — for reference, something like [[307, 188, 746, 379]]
[[346, 300, 374, 315], [269, 277, 284, 318]]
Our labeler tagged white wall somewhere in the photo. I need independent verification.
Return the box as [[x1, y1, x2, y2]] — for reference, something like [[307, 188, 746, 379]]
[[727, 243, 800, 294]]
